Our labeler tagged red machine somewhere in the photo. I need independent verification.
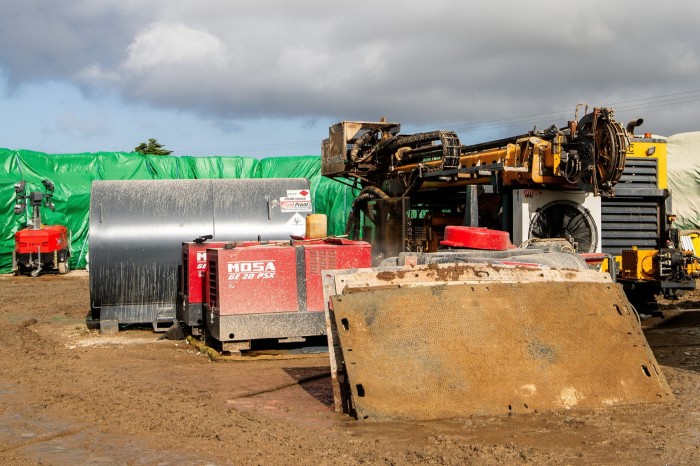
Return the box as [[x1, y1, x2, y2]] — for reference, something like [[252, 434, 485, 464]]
[[179, 237, 258, 330], [204, 238, 371, 351], [12, 180, 70, 277]]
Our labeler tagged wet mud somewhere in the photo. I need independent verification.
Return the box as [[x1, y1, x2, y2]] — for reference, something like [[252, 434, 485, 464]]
[[0, 272, 699, 465]]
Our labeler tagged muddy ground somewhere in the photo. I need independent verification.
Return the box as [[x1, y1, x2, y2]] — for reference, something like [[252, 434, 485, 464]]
[[0, 272, 699, 465]]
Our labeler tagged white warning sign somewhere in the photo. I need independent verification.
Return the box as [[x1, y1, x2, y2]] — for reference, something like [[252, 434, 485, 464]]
[[280, 189, 312, 213], [286, 212, 306, 236]]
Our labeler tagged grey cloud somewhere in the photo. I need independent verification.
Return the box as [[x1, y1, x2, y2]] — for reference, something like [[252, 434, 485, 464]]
[[0, 1, 153, 88], [2, 0, 699, 137]]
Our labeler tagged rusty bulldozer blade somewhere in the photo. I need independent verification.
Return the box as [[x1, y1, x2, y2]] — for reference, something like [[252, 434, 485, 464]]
[[323, 263, 673, 421]]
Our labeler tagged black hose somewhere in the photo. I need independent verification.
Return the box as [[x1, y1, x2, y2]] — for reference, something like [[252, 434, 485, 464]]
[[362, 186, 390, 200], [349, 129, 379, 163], [345, 187, 390, 239], [345, 193, 374, 238]]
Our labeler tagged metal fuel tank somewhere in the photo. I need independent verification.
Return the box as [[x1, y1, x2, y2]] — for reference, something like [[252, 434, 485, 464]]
[[89, 178, 312, 329]]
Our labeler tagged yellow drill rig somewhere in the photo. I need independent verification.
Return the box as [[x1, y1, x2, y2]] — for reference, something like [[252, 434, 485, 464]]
[[323, 108, 697, 307], [319, 107, 678, 421]]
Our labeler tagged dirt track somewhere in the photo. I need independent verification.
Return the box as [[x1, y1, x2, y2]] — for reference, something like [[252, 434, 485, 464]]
[[1, 272, 699, 465]]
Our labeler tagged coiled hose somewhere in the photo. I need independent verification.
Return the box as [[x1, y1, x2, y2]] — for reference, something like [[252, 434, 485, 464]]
[[345, 186, 390, 239]]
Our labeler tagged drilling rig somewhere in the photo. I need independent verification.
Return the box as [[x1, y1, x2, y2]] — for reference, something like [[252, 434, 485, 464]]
[[318, 107, 679, 420], [322, 107, 697, 306]]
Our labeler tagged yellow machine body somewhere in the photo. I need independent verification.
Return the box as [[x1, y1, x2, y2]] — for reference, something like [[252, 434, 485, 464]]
[[609, 137, 667, 276], [626, 136, 668, 189], [620, 247, 659, 281]]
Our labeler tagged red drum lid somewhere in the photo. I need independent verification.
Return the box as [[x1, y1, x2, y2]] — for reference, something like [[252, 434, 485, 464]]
[[440, 226, 513, 250]]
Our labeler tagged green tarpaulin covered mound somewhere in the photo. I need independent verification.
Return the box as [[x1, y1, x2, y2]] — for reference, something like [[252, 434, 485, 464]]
[[0, 149, 355, 273]]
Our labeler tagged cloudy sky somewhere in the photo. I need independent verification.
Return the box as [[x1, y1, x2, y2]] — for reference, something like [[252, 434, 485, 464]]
[[1, 0, 699, 157]]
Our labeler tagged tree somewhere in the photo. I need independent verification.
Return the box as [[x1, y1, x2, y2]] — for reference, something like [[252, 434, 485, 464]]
[[133, 138, 172, 155]]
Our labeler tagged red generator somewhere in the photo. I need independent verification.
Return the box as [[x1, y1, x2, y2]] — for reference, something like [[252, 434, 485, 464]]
[[14, 226, 70, 276], [12, 179, 70, 277], [179, 238, 258, 330], [205, 239, 371, 351]]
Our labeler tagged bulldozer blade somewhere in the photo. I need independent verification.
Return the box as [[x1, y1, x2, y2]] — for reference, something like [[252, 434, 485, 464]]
[[323, 263, 673, 421]]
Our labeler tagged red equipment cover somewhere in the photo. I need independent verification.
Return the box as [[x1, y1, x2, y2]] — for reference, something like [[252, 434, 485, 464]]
[[208, 240, 371, 316], [302, 241, 372, 311], [440, 226, 513, 250], [182, 241, 269, 305], [14, 225, 69, 254], [182, 241, 230, 305]]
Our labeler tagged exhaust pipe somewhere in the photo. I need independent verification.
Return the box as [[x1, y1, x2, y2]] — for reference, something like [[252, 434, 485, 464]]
[[626, 118, 644, 135]]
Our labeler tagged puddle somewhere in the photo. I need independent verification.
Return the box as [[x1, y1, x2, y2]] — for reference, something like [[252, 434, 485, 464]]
[[226, 374, 334, 427]]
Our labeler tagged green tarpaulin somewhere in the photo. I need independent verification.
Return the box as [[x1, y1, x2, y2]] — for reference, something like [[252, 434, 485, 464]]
[[0, 149, 355, 273]]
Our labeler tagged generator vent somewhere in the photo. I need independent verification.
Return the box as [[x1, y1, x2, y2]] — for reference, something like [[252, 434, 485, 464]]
[[617, 157, 658, 187], [601, 157, 662, 255], [601, 198, 660, 255], [528, 200, 598, 253], [208, 259, 219, 310], [307, 249, 337, 274]]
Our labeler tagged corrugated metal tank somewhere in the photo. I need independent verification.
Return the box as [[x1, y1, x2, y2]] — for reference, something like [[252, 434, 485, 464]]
[[89, 178, 312, 327]]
